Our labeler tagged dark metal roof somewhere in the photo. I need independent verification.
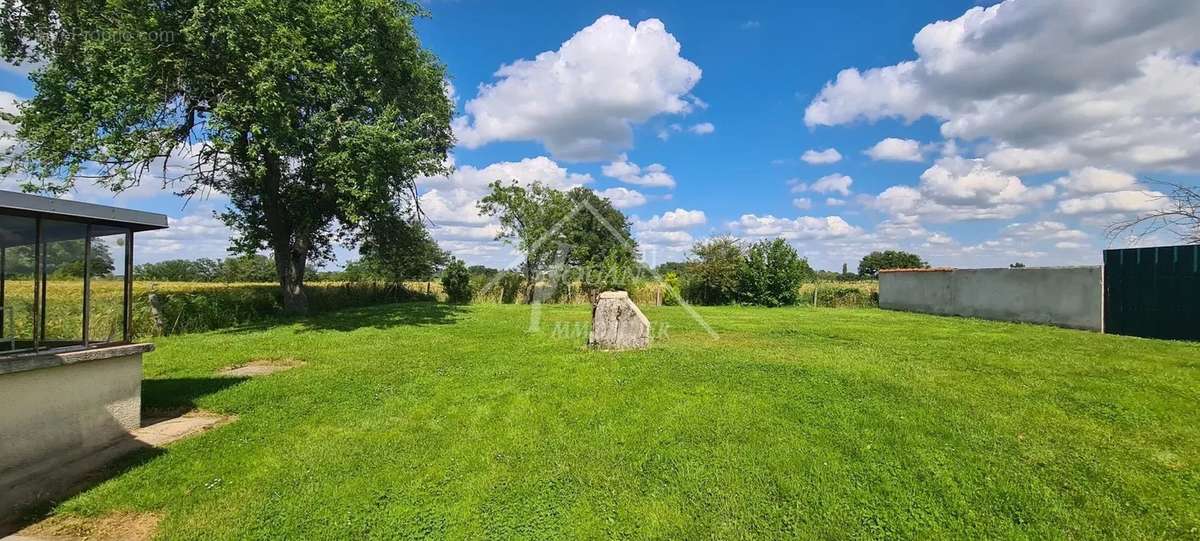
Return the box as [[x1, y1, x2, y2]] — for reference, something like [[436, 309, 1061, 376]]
[[0, 190, 169, 232]]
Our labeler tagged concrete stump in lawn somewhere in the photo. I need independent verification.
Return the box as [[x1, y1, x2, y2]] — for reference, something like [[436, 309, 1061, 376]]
[[588, 291, 651, 350]]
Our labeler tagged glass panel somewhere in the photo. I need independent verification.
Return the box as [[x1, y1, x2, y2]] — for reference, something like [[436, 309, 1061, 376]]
[[89, 226, 129, 344], [0, 214, 37, 353], [41, 219, 88, 347]]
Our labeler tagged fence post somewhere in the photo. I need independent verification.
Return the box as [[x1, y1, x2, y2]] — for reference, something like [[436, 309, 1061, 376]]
[[147, 289, 165, 335]]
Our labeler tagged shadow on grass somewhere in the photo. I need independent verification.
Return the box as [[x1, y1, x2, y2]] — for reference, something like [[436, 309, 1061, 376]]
[[296, 302, 467, 333], [211, 301, 467, 336], [142, 376, 249, 413]]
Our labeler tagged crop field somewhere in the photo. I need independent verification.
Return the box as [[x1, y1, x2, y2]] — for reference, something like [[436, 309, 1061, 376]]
[[31, 302, 1200, 539]]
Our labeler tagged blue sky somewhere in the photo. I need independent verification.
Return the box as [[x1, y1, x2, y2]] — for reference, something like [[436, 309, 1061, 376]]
[[2, 0, 1198, 270]]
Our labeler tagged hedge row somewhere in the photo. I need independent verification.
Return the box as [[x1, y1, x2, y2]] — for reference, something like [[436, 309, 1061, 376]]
[[140, 281, 434, 335], [6, 278, 879, 340]]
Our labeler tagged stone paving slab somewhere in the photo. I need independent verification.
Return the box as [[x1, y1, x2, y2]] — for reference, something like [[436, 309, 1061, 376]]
[[132, 412, 232, 447]]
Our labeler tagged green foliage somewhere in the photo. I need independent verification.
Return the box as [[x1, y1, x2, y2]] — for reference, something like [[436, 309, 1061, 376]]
[[736, 238, 813, 307], [496, 272, 525, 304], [858, 250, 928, 277], [798, 281, 880, 308], [468, 265, 499, 280], [1010, 262, 1027, 269], [133, 255, 280, 283], [4, 239, 115, 278], [214, 255, 277, 282], [441, 259, 473, 304], [355, 218, 449, 282], [655, 261, 689, 277], [681, 236, 743, 305], [2, 0, 453, 313], [136, 259, 219, 282], [661, 272, 681, 306], [479, 182, 638, 302], [148, 282, 433, 334], [562, 187, 638, 300]]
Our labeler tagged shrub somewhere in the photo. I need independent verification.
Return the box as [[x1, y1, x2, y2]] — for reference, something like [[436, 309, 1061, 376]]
[[442, 259, 474, 304], [736, 238, 813, 307], [682, 236, 743, 305]]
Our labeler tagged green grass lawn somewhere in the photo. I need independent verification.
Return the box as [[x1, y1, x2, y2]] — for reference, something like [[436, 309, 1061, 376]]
[[47, 303, 1200, 539]]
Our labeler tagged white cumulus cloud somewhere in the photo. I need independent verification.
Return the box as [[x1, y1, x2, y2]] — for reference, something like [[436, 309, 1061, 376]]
[[801, 148, 843, 164], [872, 157, 1055, 221], [792, 173, 854, 196], [635, 208, 706, 231], [596, 187, 648, 209], [728, 214, 863, 240], [688, 122, 715, 135], [453, 15, 702, 161], [865, 138, 924, 162], [1057, 190, 1166, 215], [1054, 167, 1138, 195], [602, 155, 677, 188], [805, 0, 1200, 173]]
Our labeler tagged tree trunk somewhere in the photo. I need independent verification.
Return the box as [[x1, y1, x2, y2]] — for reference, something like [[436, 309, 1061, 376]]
[[524, 259, 536, 304], [274, 239, 309, 315], [262, 150, 309, 315]]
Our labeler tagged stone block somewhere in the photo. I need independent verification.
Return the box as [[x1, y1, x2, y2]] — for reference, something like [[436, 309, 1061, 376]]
[[588, 291, 651, 350]]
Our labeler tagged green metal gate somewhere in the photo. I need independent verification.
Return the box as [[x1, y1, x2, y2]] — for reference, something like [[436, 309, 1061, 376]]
[[1103, 245, 1200, 340]]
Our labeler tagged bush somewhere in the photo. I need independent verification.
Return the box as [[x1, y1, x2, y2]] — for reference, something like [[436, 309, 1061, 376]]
[[442, 259, 473, 304], [736, 238, 812, 307], [682, 236, 743, 305]]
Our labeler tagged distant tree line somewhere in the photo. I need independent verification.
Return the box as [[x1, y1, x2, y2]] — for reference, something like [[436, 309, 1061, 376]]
[[135, 255, 284, 283], [2, 240, 116, 279], [657, 243, 927, 307]]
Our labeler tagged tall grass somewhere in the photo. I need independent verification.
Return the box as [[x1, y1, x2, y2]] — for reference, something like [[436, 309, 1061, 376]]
[[2, 280, 434, 339], [797, 281, 879, 308]]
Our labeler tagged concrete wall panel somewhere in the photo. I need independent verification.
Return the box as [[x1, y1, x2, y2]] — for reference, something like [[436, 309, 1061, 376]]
[[880, 267, 1102, 331]]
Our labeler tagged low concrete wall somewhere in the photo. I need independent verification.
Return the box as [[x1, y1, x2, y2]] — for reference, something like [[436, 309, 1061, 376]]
[[879, 267, 1103, 331], [0, 344, 152, 521]]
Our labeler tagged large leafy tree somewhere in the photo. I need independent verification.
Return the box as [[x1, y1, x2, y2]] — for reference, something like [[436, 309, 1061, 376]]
[[0, 0, 453, 313], [478, 182, 638, 303], [560, 187, 638, 301], [857, 250, 928, 277], [477, 182, 568, 303]]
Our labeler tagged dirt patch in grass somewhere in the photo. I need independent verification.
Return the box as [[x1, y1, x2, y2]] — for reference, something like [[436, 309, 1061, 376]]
[[217, 357, 305, 378], [134, 410, 236, 448], [16, 511, 160, 541]]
